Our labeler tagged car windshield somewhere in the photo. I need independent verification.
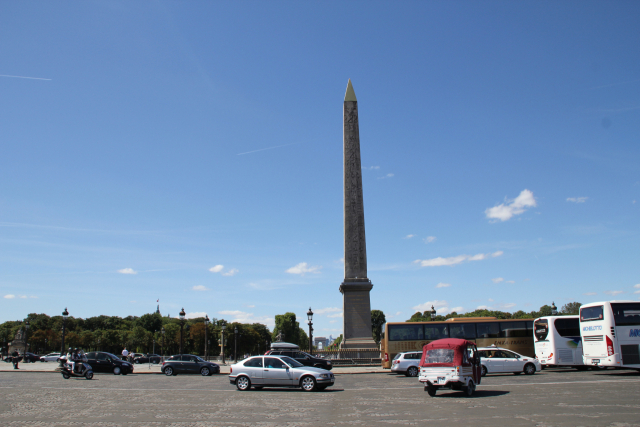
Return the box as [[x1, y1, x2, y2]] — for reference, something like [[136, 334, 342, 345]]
[[280, 356, 304, 367], [424, 348, 454, 364], [392, 353, 403, 360], [195, 356, 206, 362]]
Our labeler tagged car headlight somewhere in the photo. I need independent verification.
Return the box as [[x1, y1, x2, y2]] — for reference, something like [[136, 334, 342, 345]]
[[319, 374, 330, 378]]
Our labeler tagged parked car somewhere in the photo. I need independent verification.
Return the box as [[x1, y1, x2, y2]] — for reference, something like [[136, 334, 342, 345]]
[[264, 349, 332, 371], [391, 351, 422, 377], [40, 353, 62, 362], [134, 354, 162, 364], [21, 352, 41, 363], [84, 351, 134, 375], [161, 354, 220, 376], [477, 346, 541, 376], [229, 355, 335, 392]]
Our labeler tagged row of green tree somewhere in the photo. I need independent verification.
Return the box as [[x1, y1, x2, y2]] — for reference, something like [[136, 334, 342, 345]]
[[405, 302, 582, 322]]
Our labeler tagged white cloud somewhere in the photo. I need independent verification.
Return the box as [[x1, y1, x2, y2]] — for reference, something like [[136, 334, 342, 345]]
[[436, 282, 451, 288], [378, 173, 394, 179], [184, 312, 207, 319], [634, 284, 640, 289], [485, 189, 537, 222], [488, 298, 494, 302], [450, 306, 464, 313], [209, 265, 224, 273], [506, 280, 515, 284], [247, 304, 255, 308], [4, 294, 15, 299], [117, 268, 137, 275], [414, 251, 503, 267], [635, 290, 640, 294], [218, 310, 274, 328], [286, 262, 322, 275], [567, 197, 588, 203], [192, 285, 209, 291], [412, 300, 449, 313], [499, 303, 517, 309], [476, 305, 490, 310], [604, 290, 623, 296], [314, 307, 341, 315], [19, 295, 27, 299], [404, 234, 415, 239], [362, 166, 380, 170], [492, 277, 504, 283], [583, 292, 597, 296], [424, 236, 436, 244], [222, 268, 239, 276], [327, 312, 343, 318]]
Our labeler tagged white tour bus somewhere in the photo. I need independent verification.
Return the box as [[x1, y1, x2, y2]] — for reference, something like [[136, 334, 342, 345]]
[[580, 301, 640, 370], [534, 315, 585, 369]]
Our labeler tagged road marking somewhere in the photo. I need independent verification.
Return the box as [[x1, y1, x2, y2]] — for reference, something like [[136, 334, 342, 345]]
[[479, 378, 640, 387]]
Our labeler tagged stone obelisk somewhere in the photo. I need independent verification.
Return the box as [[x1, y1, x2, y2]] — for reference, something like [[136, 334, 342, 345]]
[[340, 79, 377, 349]]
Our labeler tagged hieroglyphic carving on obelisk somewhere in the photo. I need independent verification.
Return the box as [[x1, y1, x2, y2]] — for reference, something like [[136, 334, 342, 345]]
[[340, 79, 377, 349]]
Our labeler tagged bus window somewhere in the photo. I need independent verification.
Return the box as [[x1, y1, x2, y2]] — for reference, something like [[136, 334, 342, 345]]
[[477, 323, 500, 338], [611, 303, 640, 326], [388, 324, 424, 341], [580, 305, 603, 322], [424, 324, 448, 340], [534, 319, 549, 341], [449, 323, 476, 339], [500, 322, 527, 337], [554, 318, 580, 337]]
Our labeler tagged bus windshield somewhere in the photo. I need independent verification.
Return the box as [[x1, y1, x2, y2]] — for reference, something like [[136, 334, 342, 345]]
[[611, 303, 640, 326], [534, 319, 549, 341], [580, 306, 604, 322]]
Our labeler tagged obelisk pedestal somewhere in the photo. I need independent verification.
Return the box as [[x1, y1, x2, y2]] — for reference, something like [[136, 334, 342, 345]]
[[340, 79, 378, 350]]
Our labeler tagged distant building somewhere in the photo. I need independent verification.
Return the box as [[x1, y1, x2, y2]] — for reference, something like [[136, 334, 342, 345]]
[[314, 336, 329, 350]]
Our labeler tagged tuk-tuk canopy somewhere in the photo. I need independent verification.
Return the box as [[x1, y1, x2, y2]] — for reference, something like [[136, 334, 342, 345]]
[[419, 338, 475, 367]]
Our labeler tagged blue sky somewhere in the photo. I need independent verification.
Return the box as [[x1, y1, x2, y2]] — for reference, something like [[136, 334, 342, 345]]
[[1, 1, 639, 336]]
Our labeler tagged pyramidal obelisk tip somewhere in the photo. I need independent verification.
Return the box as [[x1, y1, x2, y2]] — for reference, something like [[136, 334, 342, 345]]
[[344, 79, 357, 102]]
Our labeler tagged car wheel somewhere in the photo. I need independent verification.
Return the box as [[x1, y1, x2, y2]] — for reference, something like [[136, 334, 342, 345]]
[[236, 376, 251, 391], [464, 380, 475, 397], [85, 371, 94, 380], [481, 365, 488, 377], [113, 366, 122, 375], [406, 366, 419, 377], [425, 385, 436, 397], [164, 367, 174, 376], [524, 363, 536, 375], [200, 367, 210, 376], [135, 360, 139, 364], [300, 375, 317, 392]]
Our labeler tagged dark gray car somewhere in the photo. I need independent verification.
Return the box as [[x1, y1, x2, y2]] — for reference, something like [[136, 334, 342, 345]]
[[229, 355, 335, 392], [161, 354, 220, 376]]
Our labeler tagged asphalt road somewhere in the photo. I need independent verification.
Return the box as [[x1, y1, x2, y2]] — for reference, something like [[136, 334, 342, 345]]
[[1, 368, 639, 426]]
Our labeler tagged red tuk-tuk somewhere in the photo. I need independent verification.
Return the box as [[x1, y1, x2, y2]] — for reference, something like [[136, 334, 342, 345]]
[[418, 338, 481, 397]]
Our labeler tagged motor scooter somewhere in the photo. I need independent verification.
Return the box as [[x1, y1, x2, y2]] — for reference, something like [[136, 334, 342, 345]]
[[61, 361, 94, 380]]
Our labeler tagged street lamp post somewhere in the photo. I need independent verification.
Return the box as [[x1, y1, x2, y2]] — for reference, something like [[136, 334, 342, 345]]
[[161, 327, 165, 357], [204, 315, 209, 361], [60, 308, 69, 355], [221, 324, 226, 364], [179, 308, 186, 354], [97, 338, 100, 352], [307, 307, 314, 356], [430, 305, 436, 321], [24, 320, 30, 357], [152, 330, 156, 355], [234, 326, 238, 363], [551, 302, 558, 316], [44, 339, 48, 354]]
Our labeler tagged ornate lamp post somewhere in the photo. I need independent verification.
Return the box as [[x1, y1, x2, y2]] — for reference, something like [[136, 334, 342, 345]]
[[551, 302, 558, 316], [24, 320, 30, 357], [60, 308, 69, 355], [430, 305, 436, 321], [179, 308, 186, 354], [161, 327, 165, 357], [204, 315, 209, 361], [44, 338, 48, 354], [221, 324, 226, 364], [97, 338, 101, 352], [307, 307, 314, 355], [152, 330, 156, 355], [234, 326, 238, 363]]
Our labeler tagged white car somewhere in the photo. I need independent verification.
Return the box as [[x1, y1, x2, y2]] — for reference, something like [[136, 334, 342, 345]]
[[477, 346, 541, 376], [391, 351, 422, 377], [40, 353, 62, 362]]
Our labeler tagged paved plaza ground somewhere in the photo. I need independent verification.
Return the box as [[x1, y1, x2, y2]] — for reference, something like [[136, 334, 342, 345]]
[[1, 367, 639, 426]]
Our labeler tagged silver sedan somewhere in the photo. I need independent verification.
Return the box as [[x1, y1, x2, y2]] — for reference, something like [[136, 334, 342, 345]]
[[229, 355, 335, 392]]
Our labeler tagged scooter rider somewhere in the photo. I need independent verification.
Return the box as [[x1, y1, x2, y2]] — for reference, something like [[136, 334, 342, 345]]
[[75, 349, 88, 374], [66, 347, 75, 373]]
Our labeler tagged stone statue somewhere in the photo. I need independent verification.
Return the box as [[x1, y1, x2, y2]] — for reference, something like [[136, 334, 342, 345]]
[[275, 331, 285, 342]]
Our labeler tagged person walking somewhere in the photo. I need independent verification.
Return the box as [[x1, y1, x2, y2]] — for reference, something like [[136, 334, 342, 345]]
[[121, 347, 129, 361], [11, 349, 20, 369]]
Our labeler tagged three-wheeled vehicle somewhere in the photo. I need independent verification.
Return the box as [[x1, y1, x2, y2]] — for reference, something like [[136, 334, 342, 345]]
[[418, 338, 481, 397]]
